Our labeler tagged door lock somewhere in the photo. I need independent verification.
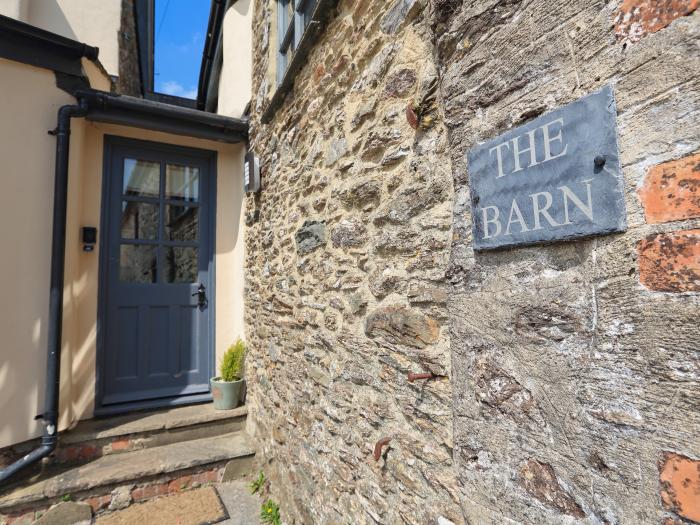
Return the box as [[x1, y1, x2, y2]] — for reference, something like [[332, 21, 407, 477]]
[[192, 283, 207, 307]]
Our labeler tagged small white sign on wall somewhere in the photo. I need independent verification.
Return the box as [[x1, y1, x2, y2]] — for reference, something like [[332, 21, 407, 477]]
[[244, 151, 260, 193]]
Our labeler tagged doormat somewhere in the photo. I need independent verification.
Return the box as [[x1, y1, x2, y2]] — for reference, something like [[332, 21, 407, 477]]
[[94, 486, 228, 525]]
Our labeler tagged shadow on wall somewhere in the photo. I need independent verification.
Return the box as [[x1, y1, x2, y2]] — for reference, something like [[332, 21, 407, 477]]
[[213, 145, 246, 363], [216, 148, 244, 262], [0, 319, 45, 449], [27, 0, 78, 41], [59, 266, 99, 431], [232, 0, 251, 18]]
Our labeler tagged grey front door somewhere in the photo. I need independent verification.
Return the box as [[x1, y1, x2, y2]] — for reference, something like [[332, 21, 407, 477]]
[[98, 136, 216, 410]]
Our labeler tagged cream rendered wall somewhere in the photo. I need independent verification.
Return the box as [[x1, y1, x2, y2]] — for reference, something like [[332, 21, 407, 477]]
[[0, 57, 246, 448], [217, 0, 253, 118], [12, 0, 121, 77], [0, 0, 28, 20], [82, 57, 112, 92], [0, 58, 76, 448]]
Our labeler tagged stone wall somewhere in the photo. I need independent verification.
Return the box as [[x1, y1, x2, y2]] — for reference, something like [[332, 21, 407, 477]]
[[117, 0, 141, 96], [245, 0, 461, 523], [438, 0, 700, 523], [246, 0, 699, 523]]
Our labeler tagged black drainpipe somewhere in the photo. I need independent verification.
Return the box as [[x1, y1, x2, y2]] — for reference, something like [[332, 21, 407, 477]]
[[0, 98, 89, 485]]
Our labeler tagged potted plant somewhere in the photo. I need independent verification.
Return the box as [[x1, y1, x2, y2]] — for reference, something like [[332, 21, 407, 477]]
[[211, 339, 246, 410]]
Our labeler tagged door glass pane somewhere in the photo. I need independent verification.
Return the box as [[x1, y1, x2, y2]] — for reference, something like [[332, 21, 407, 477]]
[[123, 159, 160, 198], [121, 201, 159, 240], [164, 247, 198, 283], [165, 205, 198, 241], [120, 244, 157, 283], [166, 164, 199, 202]]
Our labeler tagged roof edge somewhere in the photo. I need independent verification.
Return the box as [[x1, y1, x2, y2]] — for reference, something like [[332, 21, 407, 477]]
[[76, 89, 249, 143], [0, 14, 99, 77], [0, 14, 99, 60]]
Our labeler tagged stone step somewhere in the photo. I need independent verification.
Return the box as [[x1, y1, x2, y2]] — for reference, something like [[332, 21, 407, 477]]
[[53, 404, 248, 464], [0, 432, 255, 517]]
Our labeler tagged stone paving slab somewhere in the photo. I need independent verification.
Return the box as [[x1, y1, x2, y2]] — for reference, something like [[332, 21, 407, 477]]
[[216, 481, 261, 525], [61, 405, 248, 444], [32, 501, 92, 525], [0, 433, 255, 511]]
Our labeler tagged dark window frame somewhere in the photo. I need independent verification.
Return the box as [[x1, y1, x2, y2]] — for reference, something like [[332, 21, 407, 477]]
[[134, 0, 198, 108], [262, 0, 339, 124], [277, 0, 317, 85]]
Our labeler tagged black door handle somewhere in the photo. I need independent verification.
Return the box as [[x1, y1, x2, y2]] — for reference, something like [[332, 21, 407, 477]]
[[192, 283, 207, 307]]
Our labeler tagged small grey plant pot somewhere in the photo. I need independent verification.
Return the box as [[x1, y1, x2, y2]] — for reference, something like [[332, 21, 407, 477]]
[[210, 377, 245, 410]]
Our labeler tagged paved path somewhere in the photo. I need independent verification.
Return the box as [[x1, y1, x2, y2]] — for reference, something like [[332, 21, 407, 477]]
[[23, 480, 261, 524], [216, 480, 261, 525]]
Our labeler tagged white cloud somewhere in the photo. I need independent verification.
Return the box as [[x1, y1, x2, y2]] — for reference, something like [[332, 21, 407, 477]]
[[160, 80, 198, 99]]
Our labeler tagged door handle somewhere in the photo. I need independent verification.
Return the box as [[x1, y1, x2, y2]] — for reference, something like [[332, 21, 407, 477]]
[[192, 283, 207, 307]]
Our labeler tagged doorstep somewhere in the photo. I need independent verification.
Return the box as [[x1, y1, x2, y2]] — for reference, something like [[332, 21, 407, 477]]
[[0, 405, 255, 523]]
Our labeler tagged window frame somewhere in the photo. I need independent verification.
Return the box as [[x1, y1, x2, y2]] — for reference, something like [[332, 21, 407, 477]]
[[263, 0, 338, 123], [134, 0, 199, 108], [277, 0, 318, 86]]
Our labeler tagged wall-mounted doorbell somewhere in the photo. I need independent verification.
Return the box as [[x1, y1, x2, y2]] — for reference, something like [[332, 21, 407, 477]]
[[82, 227, 97, 252]]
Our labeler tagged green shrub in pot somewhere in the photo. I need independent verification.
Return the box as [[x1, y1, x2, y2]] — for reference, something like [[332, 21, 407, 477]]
[[211, 339, 246, 410]]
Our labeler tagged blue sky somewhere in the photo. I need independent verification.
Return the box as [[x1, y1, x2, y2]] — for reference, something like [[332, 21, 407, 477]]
[[154, 0, 210, 99]]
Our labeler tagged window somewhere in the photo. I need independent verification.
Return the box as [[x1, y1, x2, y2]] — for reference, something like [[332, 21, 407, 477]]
[[263, 0, 336, 122], [134, 0, 208, 107], [119, 157, 202, 284], [277, 0, 318, 85]]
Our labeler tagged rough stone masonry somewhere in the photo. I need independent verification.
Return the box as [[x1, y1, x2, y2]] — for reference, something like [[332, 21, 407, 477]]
[[441, 0, 700, 523], [246, 0, 699, 523]]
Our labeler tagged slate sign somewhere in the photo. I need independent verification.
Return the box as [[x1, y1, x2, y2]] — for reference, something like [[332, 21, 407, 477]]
[[466, 85, 626, 251]]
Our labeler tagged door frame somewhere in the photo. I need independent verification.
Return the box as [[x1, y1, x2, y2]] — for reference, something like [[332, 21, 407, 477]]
[[95, 135, 218, 417]]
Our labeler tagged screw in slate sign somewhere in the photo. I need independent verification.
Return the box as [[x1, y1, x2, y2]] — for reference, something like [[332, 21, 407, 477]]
[[594, 155, 606, 168]]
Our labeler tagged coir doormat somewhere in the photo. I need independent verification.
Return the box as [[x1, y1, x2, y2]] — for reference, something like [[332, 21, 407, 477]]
[[95, 486, 228, 525]]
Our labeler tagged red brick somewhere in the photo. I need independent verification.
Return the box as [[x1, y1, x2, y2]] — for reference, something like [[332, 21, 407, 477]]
[[78, 445, 99, 459], [4, 511, 36, 524], [109, 438, 130, 452], [639, 152, 700, 224], [130, 487, 143, 501], [614, 0, 699, 43], [168, 475, 192, 493], [191, 471, 211, 485], [132, 484, 158, 502], [638, 229, 700, 292], [57, 446, 80, 462], [148, 484, 163, 497], [85, 495, 111, 513], [659, 452, 700, 522]]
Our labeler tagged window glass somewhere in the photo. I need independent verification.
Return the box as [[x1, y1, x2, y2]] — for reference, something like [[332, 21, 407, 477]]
[[164, 247, 198, 283], [121, 201, 159, 240], [166, 164, 200, 202], [165, 205, 198, 241], [120, 244, 158, 283], [123, 159, 160, 198]]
